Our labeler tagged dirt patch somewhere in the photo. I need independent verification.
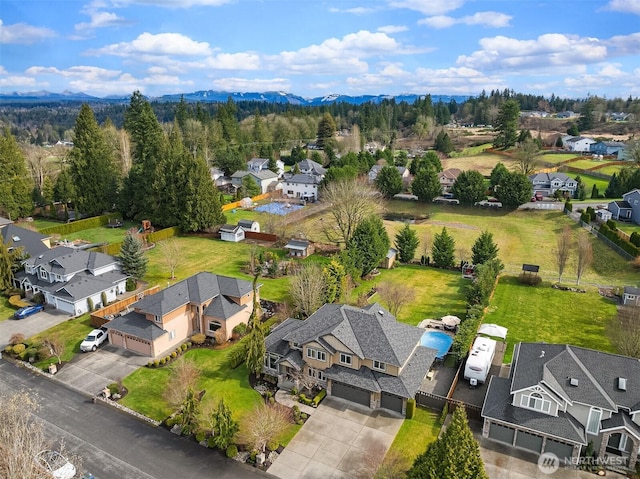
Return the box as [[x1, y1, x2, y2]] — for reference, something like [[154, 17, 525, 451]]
[[426, 220, 480, 230]]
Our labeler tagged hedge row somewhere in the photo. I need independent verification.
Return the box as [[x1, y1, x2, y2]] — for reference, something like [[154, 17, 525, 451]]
[[599, 222, 640, 257], [39, 213, 120, 236]]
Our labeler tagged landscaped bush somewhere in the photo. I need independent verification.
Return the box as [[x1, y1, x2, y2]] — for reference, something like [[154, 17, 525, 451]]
[[298, 393, 312, 406], [164, 356, 171, 364], [4, 287, 25, 298], [107, 383, 121, 396], [267, 440, 280, 452], [181, 343, 188, 352], [564, 200, 573, 212], [599, 222, 640, 257], [171, 351, 177, 359], [207, 437, 216, 448], [191, 333, 206, 345], [32, 292, 45, 305], [125, 278, 137, 292], [9, 333, 25, 346], [195, 432, 206, 443], [12, 344, 26, 355], [146, 227, 180, 243], [159, 358, 166, 365], [232, 323, 247, 338], [406, 398, 415, 419], [631, 232, 640, 247], [226, 445, 238, 458], [227, 344, 247, 369], [153, 360, 160, 367], [39, 213, 120, 236], [311, 389, 326, 407]]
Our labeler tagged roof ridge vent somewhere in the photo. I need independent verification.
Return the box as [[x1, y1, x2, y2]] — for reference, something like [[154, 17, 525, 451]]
[[569, 377, 579, 387]]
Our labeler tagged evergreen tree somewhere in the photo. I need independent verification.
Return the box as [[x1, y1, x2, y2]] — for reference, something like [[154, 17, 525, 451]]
[[574, 175, 586, 200], [591, 184, 599, 199], [434, 130, 453, 154], [605, 173, 623, 198], [411, 168, 441, 202], [267, 157, 279, 174], [53, 168, 75, 205], [578, 99, 595, 131], [451, 170, 487, 205], [0, 129, 33, 220], [410, 151, 442, 175], [317, 112, 337, 149], [494, 171, 532, 208], [432, 227, 455, 268], [245, 324, 266, 375], [179, 388, 201, 435], [375, 165, 403, 198], [567, 123, 579, 136], [0, 240, 21, 291], [241, 175, 261, 198], [493, 100, 520, 149], [471, 230, 501, 266], [347, 215, 390, 277], [407, 407, 488, 479], [489, 162, 509, 191], [119, 234, 148, 279], [210, 398, 239, 450], [395, 223, 420, 263], [555, 136, 564, 148], [322, 259, 346, 303], [69, 104, 120, 216]]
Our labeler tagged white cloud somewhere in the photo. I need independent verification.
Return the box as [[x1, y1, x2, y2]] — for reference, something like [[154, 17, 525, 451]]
[[0, 19, 56, 44], [606, 32, 640, 56], [0, 69, 40, 87], [388, 0, 464, 16], [329, 6, 376, 14], [208, 77, 291, 92], [26, 65, 122, 80], [457, 34, 608, 71], [606, 0, 640, 14], [74, 7, 129, 35], [420, 11, 512, 29], [377, 25, 408, 34], [92, 32, 212, 57], [110, 0, 232, 7], [204, 53, 261, 70]]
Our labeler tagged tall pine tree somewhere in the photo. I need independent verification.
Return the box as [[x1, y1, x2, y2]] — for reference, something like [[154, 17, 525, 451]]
[[119, 234, 148, 280], [395, 223, 420, 263], [0, 129, 33, 220]]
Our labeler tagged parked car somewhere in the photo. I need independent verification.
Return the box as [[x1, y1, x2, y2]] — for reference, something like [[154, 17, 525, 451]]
[[80, 328, 108, 352], [35, 450, 76, 479], [13, 304, 44, 319]]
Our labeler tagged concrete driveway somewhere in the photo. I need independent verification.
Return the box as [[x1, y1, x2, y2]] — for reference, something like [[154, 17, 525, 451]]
[[0, 306, 71, 349], [268, 397, 403, 479], [54, 344, 148, 396]]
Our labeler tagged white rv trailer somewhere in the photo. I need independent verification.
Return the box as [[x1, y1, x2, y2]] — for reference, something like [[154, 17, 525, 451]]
[[464, 336, 496, 384]]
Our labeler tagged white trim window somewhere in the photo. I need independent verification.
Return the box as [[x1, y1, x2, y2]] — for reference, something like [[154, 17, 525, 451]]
[[306, 347, 326, 362], [587, 407, 602, 435], [154, 315, 161, 323], [307, 367, 326, 382], [373, 360, 386, 372], [208, 321, 221, 332], [520, 392, 551, 414], [264, 352, 279, 370], [339, 353, 352, 366]]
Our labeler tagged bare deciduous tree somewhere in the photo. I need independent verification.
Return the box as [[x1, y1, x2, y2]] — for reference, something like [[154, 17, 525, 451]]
[[356, 439, 409, 479], [610, 306, 640, 358], [375, 282, 416, 318], [514, 138, 541, 175], [163, 357, 201, 409], [40, 335, 64, 365], [237, 403, 292, 453], [321, 178, 384, 246], [159, 239, 180, 279], [23, 144, 52, 193], [421, 231, 432, 259], [575, 232, 593, 285], [555, 225, 572, 283], [289, 263, 327, 318]]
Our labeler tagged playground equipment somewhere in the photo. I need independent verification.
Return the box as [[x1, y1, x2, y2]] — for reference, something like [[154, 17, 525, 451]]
[[140, 220, 154, 234]]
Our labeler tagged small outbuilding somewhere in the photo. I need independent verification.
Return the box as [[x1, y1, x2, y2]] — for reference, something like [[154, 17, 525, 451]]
[[379, 248, 397, 269], [220, 225, 245, 242], [238, 219, 260, 233], [595, 209, 612, 222], [285, 239, 313, 258]]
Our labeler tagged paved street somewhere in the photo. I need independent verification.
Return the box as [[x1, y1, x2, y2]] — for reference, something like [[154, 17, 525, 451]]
[[0, 360, 271, 479]]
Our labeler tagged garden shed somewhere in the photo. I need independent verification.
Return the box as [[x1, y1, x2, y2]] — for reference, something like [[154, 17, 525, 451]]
[[220, 225, 245, 242]]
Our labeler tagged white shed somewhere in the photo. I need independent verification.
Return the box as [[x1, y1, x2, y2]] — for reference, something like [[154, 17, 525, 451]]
[[220, 225, 245, 242]]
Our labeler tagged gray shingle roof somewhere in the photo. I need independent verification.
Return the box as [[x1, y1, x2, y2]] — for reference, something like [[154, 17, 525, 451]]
[[280, 350, 304, 371], [374, 345, 437, 398], [106, 311, 167, 341], [285, 239, 310, 250], [287, 173, 320, 185], [265, 318, 303, 356], [220, 224, 242, 233], [1, 224, 51, 257], [53, 271, 124, 301], [601, 412, 640, 440], [238, 220, 257, 228], [133, 272, 255, 317], [204, 294, 246, 320], [624, 286, 640, 296], [297, 159, 326, 176], [324, 365, 381, 393], [482, 376, 587, 444], [0, 216, 13, 227], [252, 170, 278, 180], [46, 250, 118, 275]]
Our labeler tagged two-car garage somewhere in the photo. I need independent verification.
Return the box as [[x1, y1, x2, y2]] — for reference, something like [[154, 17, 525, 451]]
[[331, 382, 371, 407], [487, 422, 575, 461]]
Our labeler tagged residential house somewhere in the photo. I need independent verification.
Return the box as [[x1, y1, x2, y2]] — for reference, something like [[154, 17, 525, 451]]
[[368, 165, 410, 184], [482, 342, 640, 472], [219, 224, 245, 242], [590, 141, 627, 158], [529, 172, 577, 197], [283, 173, 321, 202], [595, 209, 613, 222], [565, 136, 596, 153], [610, 113, 630, 122], [106, 272, 259, 357], [1, 223, 52, 257], [263, 303, 437, 414], [609, 190, 640, 224], [238, 219, 260, 233], [230, 170, 279, 194], [284, 239, 314, 258], [247, 157, 285, 177], [296, 159, 326, 178], [438, 168, 461, 193], [556, 111, 577, 119], [210, 167, 231, 189], [622, 287, 640, 307]]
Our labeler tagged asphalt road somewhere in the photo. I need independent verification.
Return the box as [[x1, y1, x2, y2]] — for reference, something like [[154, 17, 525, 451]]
[[0, 360, 271, 479]]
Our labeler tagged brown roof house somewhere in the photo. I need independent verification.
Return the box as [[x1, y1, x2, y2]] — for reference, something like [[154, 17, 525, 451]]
[[438, 168, 461, 193], [263, 303, 437, 414], [106, 272, 260, 357]]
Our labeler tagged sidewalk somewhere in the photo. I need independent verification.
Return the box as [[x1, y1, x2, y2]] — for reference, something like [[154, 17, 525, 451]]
[[275, 390, 315, 415]]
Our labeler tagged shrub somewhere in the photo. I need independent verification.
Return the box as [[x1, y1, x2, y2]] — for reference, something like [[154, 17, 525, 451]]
[[12, 344, 26, 355], [249, 450, 258, 462], [207, 437, 216, 448], [181, 343, 188, 352], [291, 388, 298, 396], [267, 440, 280, 452], [18, 348, 30, 361], [159, 358, 166, 365], [146, 362, 153, 368], [101, 292, 108, 308], [87, 298, 94, 312], [226, 445, 238, 458], [32, 292, 45, 305], [195, 432, 206, 443], [406, 398, 415, 419], [268, 396, 275, 405], [631, 232, 640, 248], [39, 213, 120, 236], [26, 348, 38, 361], [213, 329, 225, 345], [164, 356, 171, 364], [107, 383, 120, 395], [186, 341, 192, 348], [312, 389, 326, 407], [298, 393, 312, 406], [300, 412, 308, 420], [125, 278, 137, 292], [191, 333, 206, 345], [227, 344, 247, 369], [171, 351, 177, 359], [9, 333, 25, 345], [564, 200, 573, 212], [232, 323, 248, 337], [146, 226, 180, 243]]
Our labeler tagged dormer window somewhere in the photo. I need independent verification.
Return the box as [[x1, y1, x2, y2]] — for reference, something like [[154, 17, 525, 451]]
[[339, 353, 352, 366], [40, 270, 48, 280], [520, 392, 550, 414], [306, 347, 326, 362], [373, 360, 386, 372]]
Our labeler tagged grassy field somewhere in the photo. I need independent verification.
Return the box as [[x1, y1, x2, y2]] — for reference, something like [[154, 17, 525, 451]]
[[31, 315, 95, 369], [386, 407, 440, 466], [538, 153, 581, 164], [448, 143, 492, 157], [596, 164, 626, 176], [568, 160, 620, 173], [616, 223, 640, 235], [483, 276, 618, 363], [575, 173, 611, 197], [31, 218, 65, 230], [442, 153, 517, 175], [121, 345, 263, 422], [0, 296, 16, 322]]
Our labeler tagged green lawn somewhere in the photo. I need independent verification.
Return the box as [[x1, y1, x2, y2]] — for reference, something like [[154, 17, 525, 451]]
[[121, 345, 263, 422], [596, 164, 625, 176], [51, 221, 138, 245], [355, 266, 467, 326], [538, 153, 580, 165], [574, 173, 611, 196], [0, 296, 16, 322], [566, 159, 608, 170], [386, 407, 440, 466], [616, 223, 640, 235], [483, 276, 618, 363], [448, 143, 492, 157], [143, 236, 291, 303], [31, 315, 95, 369], [31, 218, 66, 231]]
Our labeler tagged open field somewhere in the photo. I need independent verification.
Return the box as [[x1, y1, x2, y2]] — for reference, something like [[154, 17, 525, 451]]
[[566, 159, 616, 171], [387, 407, 440, 466], [597, 164, 628, 176], [574, 174, 611, 196], [538, 153, 580, 164], [447, 143, 492, 157], [442, 153, 517, 176], [301, 201, 637, 286], [483, 276, 617, 363]]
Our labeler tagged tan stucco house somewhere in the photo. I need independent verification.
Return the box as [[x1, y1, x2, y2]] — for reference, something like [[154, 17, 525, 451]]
[[106, 272, 260, 357]]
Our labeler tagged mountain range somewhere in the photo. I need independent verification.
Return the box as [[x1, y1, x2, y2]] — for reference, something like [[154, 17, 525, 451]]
[[0, 90, 469, 106]]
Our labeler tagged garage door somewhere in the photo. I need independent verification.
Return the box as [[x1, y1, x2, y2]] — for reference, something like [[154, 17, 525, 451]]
[[515, 430, 543, 453], [488, 423, 515, 445], [544, 439, 574, 461], [381, 392, 403, 413], [331, 382, 370, 407], [56, 300, 75, 314]]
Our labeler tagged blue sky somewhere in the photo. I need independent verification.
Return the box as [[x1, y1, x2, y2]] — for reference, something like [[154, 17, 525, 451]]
[[1, 0, 639, 99]]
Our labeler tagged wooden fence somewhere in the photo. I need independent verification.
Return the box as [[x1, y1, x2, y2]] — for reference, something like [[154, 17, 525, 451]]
[[222, 192, 274, 212], [90, 285, 160, 327], [245, 231, 278, 242]]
